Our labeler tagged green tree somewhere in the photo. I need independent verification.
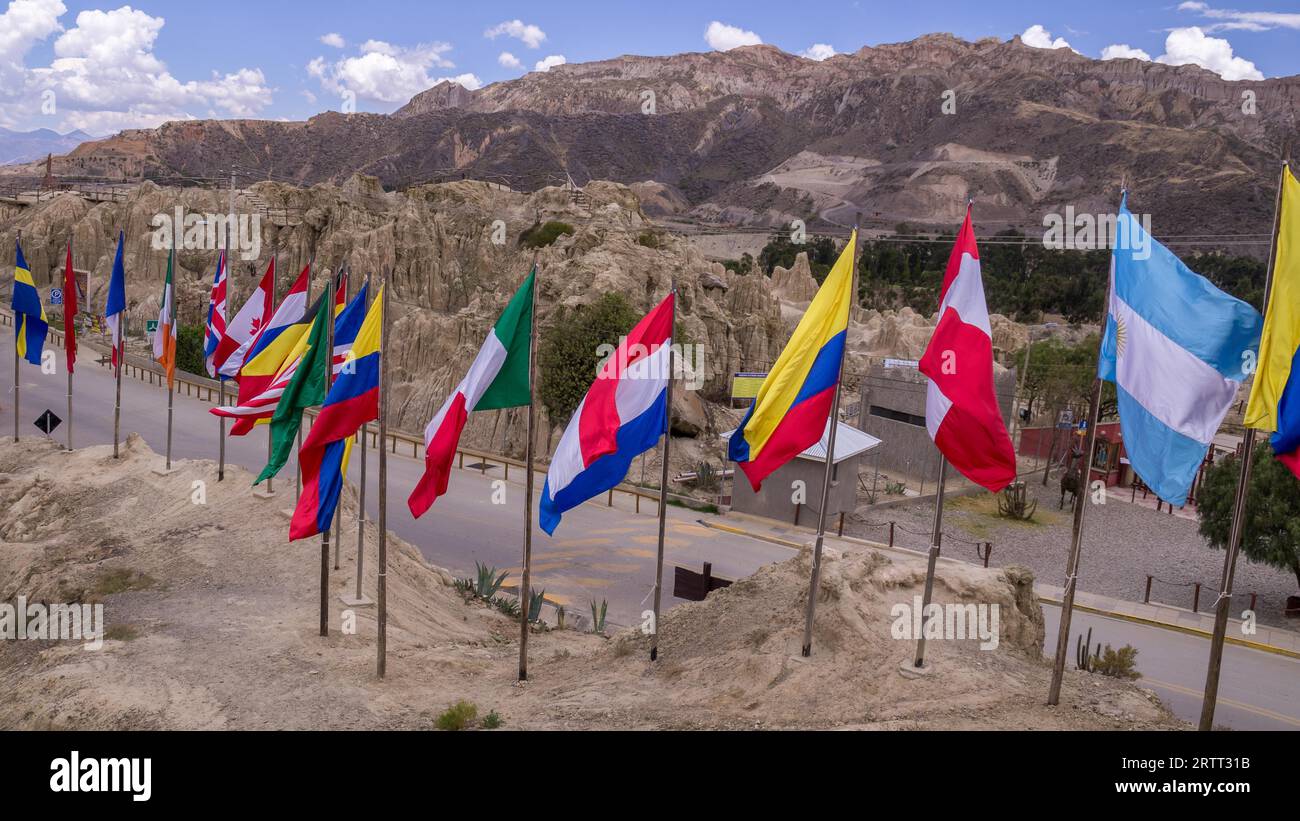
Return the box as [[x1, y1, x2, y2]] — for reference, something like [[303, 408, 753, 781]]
[[1196, 443, 1300, 594], [176, 324, 206, 376], [538, 293, 638, 425]]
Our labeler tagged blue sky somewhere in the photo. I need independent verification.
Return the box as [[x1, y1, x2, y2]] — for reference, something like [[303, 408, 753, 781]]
[[1, 0, 1297, 133]]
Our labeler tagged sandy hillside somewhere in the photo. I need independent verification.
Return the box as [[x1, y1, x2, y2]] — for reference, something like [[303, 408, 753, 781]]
[[0, 437, 1182, 730]]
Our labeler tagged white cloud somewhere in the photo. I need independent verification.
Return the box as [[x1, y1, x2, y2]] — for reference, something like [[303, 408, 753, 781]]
[[801, 43, 836, 61], [1101, 44, 1153, 61], [309, 40, 476, 105], [1156, 26, 1263, 80], [533, 55, 566, 73], [1176, 2, 1300, 33], [498, 51, 522, 70], [704, 21, 762, 51], [0, 3, 272, 132], [1020, 24, 1074, 51], [319, 32, 345, 49], [485, 19, 546, 49]]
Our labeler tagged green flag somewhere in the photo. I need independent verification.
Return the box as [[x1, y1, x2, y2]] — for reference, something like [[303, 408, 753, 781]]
[[474, 267, 534, 411], [255, 287, 332, 485]]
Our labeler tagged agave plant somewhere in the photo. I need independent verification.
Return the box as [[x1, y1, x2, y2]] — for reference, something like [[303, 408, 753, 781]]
[[528, 588, 546, 623], [474, 561, 509, 599], [589, 598, 608, 635]]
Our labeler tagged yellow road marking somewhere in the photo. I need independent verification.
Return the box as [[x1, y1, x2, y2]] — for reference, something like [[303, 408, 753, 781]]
[[1140, 676, 1300, 728]]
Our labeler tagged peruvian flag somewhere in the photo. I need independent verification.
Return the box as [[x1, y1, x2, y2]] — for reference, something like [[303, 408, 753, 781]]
[[212, 257, 275, 379], [409, 268, 534, 518], [919, 205, 1016, 492]]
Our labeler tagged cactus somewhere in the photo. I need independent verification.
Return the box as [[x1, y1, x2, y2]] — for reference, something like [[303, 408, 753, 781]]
[[997, 480, 1038, 520], [589, 598, 608, 635], [473, 561, 509, 599], [528, 588, 546, 623], [556, 605, 566, 630], [1075, 627, 1099, 672]]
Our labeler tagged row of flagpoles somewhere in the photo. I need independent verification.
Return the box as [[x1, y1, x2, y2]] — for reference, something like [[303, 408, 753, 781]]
[[7, 158, 1295, 725]]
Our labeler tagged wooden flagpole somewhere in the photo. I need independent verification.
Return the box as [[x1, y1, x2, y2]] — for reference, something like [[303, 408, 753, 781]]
[[319, 267, 338, 638], [164, 249, 176, 471], [649, 279, 678, 661], [66, 245, 73, 452], [518, 260, 540, 680], [13, 228, 21, 444], [912, 456, 948, 666], [377, 266, 391, 679], [801, 216, 861, 656], [1199, 159, 1289, 731], [1047, 182, 1123, 705]]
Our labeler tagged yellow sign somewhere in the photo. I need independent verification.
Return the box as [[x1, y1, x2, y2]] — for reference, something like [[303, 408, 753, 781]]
[[731, 372, 767, 400]]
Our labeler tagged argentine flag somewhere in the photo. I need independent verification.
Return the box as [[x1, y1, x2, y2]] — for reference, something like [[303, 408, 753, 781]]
[[1098, 196, 1263, 505]]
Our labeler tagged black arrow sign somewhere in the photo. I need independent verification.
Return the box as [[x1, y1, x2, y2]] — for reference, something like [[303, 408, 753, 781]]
[[34, 409, 62, 435]]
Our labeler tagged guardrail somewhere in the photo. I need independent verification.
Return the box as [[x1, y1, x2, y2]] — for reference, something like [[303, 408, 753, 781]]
[[2, 307, 696, 515]]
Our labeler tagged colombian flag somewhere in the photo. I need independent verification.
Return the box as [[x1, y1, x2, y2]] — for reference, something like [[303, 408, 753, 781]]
[[12, 241, 48, 366], [290, 283, 382, 541], [1244, 164, 1300, 476], [729, 230, 855, 490]]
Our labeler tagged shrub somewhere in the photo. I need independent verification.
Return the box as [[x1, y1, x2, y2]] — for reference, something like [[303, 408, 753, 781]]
[[520, 221, 574, 249], [436, 701, 478, 731], [480, 710, 502, 729]]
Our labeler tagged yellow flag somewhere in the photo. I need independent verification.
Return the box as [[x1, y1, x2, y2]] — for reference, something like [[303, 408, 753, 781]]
[[1244, 165, 1300, 432]]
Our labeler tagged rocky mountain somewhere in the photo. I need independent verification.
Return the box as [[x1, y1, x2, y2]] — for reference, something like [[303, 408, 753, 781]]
[[7, 34, 1297, 241], [0, 128, 95, 166]]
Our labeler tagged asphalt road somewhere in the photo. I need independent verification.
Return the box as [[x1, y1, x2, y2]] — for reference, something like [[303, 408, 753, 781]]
[[1, 342, 795, 629], [1043, 605, 1300, 731]]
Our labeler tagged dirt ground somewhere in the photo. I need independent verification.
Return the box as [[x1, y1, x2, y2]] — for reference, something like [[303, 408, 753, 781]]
[[0, 436, 1183, 730]]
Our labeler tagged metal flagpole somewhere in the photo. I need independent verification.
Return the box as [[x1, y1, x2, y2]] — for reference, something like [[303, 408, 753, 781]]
[[113, 311, 125, 458], [650, 280, 678, 661], [913, 456, 947, 666], [164, 251, 175, 471], [297, 254, 316, 503], [347, 274, 373, 608], [801, 217, 861, 656], [220, 169, 236, 481], [334, 265, 349, 571], [1047, 184, 1123, 704], [319, 268, 337, 638], [376, 266, 391, 679], [13, 228, 20, 444], [518, 260, 539, 680], [65, 241, 74, 451], [1199, 159, 1289, 731], [267, 242, 278, 495]]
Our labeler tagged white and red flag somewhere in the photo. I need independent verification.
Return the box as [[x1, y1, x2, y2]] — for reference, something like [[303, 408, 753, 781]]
[[212, 257, 275, 379], [918, 205, 1016, 492], [201, 250, 228, 378]]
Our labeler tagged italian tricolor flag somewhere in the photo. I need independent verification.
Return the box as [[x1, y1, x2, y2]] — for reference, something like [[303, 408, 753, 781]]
[[152, 249, 178, 388], [408, 267, 535, 518]]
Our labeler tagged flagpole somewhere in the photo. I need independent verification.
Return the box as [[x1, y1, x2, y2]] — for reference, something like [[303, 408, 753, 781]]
[[319, 267, 337, 638], [348, 274, 373, 608], [1047, 187, 1121, 705], [267, 242, 278, 496], [298, 254, 315, 504], [1198, 159, 1288, 731], [648, 279, 678, 662], [514, 261, 540, 680], [65, 242, 74, 451], [376, 265, 391, 679], [333, 264, 349, 572], [13, 228, 20, 444], [912, 455, 948, 666], [164, 251, 175, 471], [801, 217, 861, 657]]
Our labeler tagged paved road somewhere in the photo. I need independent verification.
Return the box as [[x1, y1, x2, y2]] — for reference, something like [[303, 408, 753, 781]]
[[1, 344, 795, 629], [1043, 605, 1300, 731]]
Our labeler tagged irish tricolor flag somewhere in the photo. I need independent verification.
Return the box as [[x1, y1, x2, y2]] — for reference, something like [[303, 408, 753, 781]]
[[152, 249, 178, 388], [408, 267, 534, 517]]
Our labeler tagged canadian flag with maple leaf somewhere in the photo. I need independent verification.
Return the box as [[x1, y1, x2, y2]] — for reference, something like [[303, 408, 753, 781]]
[[213, 258, 276, 379]]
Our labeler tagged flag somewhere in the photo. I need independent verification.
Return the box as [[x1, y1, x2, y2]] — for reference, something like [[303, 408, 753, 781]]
[[291, 282, 381, 541], [210, 264, 311, 433], [409, 269, 534, 518], [728, 231, 855, 490], [540, 292, 673, 535], [202, 250, 227, 378], [11, 240, 48, 367], [1099, 195, 1263, 504], [106, 232, 126, 369], [152, 249, 177, 388], [62, 244, 76, 373], [254, 275, 345, 484], [1242, 167, 1300, 475], [919, 207, 1017, 492], [212, 258, 275, 379]]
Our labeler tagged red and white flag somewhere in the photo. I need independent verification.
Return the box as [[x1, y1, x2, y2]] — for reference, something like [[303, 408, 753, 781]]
[[918, 205, 1016, 492], [212, 258, 275, 379]]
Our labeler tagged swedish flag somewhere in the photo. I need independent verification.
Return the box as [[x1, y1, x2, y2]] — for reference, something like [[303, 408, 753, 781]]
[[12, 240, 48, 366]]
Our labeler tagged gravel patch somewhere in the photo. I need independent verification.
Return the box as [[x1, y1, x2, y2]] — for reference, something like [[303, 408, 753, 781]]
[[846, 476, 1300, 630]]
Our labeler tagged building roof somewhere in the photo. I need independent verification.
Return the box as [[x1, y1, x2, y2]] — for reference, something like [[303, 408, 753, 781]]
[[722, 419, 881, 465]]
